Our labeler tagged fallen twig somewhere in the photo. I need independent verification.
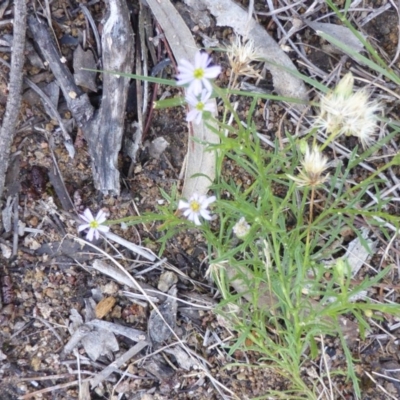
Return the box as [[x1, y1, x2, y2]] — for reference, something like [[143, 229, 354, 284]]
[[84, 0, 134, 194], [18, 379, 85, 399], [0, 0, 26, 203], [28, 1, 135, 195], [90, 341, 149, 388], [27, 15, 94, 125]]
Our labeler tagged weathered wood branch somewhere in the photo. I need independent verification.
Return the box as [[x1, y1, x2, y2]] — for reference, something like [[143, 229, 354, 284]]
[[27, 15, 94, 126], [27, 0, 134, 195], [0, 0, 26, 203], [85, 0, 135, 194]]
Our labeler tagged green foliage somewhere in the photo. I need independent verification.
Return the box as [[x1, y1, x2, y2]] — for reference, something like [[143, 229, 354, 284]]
[[104, 5, 400, 398]]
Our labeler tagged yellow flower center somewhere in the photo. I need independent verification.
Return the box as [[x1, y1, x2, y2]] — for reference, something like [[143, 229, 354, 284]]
[[89, 220, 100, 229], [193, 68, 204, 79], [190, 200, 201, 212], [196, 102, 205, 111]]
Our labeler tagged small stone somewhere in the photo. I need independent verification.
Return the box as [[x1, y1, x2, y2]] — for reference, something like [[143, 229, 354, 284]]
[[0, 243, 12, 258], [236, 372, 247, 380], [44, 288, 55, 298], [111, 305, 121, 319], [157, 271, 178, 293], [31, 356, 41, 371], [102, 281, 119, 295]]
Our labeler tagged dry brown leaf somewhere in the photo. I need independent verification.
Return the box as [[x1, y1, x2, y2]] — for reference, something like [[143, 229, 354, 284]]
[[95, 296, 116, 319]]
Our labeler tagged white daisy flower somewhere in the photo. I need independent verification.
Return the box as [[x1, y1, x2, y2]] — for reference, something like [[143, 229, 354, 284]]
[[232, 217, 250, 238], [287, 145, 330, 188], [186, 89, 216, 124], [317, 72, 383, 149], [78, 208, 110, 241], [177, 51, 221, 95], [178, 193, 216, 226]]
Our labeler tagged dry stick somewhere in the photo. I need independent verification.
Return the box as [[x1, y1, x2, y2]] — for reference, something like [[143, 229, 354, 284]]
[[0, 0, 26, 203], [83, 0, 134, 194], [27, 16, 92, 124], [5, 372, 95, 383], [41, 129, 76, 211], [0, 19, 13, 26], [139, 1, 149, 116], [79, 4, 101, 58], [28, 3, 134, 194], [61, 325, 92, 357], [12, 193, 18, 256], [18, 379, 85, 400], [61, 359, 145, 380], [130, 24, 144, 167], [90, 341, 149, 388], [86, 319, 147, 342]]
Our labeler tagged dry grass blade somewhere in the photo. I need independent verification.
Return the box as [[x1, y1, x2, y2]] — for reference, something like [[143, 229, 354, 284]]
[[103, 231, 155, 261], [364, 370, 399, 400]]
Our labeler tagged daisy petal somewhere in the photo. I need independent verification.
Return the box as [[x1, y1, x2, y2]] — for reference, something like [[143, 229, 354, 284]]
[[95, 210, 107, 224], [178, 200, 189, 210], [194, 112, 202, 124], [93, 229, 100, 240], [78, 223, 90, 232], [200, 210, 212, 220], [193, 214, 201, 226], [201, 79, 213, 95], [204, 195, 216, 206], [86, 228, 95, 242], [98, 225, 110, 234], [188, 80, 202, 96], [195, 51, 207, 67], [183, 209, 192, 217], [178, 58, 193, 68], [186, 109, 198, 122], [81, 208, 94, 223], [204, 103, 216, 113], [204, 65, 221, 79]]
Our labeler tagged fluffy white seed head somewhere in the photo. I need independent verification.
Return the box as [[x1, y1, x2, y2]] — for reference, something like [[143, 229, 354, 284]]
[[232, 217, 250, 238], [226, 35, 262, 80], [316, 72, 383, 149], [287, 145, 330, 188]]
